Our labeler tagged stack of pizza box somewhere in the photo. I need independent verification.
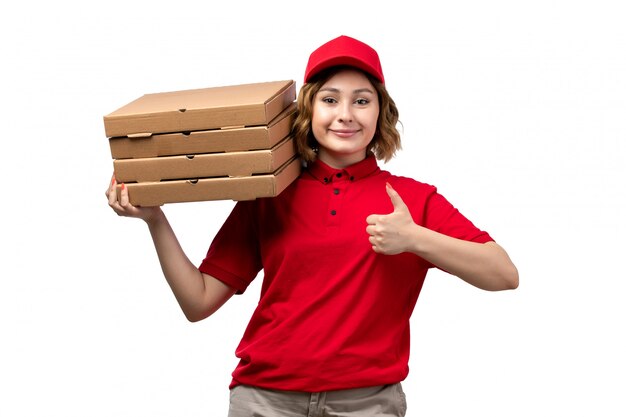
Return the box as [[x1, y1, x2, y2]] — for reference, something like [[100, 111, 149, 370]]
[[103, 80, 300, 206]]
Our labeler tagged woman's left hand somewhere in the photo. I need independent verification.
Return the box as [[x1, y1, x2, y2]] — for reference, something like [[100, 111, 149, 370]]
[[365, 183, 418, 255]]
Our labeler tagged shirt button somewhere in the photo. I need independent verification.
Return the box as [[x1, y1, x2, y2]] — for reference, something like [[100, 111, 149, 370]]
[[336, 173, 343, 178], [333, 189, 340, 195], [349, 176, 355, 181], [330, 210, 337, 215], [324, 177, 329, 183]]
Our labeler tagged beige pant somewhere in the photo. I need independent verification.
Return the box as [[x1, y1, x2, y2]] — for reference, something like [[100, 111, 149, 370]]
[[227, 383, 407, 417]]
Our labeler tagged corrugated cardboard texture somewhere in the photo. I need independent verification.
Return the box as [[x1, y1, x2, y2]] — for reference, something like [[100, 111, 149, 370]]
[[113, 137, 296, 182], [109, 103, 296, 159], [104, 80, 296, 138], [117, 157, 301, 206]]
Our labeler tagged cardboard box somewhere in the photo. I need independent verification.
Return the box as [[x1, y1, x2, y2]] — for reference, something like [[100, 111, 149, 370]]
[[104, 80, 296, 138], [117, 157, 301, 206], [108, 103, 296, 159], [113, 137, 296, 183]]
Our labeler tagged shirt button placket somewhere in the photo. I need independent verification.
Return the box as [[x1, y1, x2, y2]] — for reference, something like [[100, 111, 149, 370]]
[[327, 173, 348, 226], [329, 190, 338, 220]]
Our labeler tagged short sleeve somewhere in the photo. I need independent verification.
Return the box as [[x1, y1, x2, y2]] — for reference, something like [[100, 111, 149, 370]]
[[424, 191, 494, 244], [198, 201, 263, 294]]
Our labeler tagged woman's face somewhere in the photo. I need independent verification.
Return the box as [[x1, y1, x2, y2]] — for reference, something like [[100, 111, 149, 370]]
[[311, 68, 380, 168]]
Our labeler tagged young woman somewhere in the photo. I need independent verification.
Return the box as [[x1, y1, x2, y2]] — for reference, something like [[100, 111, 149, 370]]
[[107, 35, 518, 417]]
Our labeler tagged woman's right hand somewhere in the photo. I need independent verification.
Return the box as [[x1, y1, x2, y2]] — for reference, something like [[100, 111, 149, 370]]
[[106, 174, 163, 224]]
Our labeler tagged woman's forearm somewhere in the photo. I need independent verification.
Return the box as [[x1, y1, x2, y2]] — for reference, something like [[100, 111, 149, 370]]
[[409, 225, 519, 291], [146, 210, 235, 321]]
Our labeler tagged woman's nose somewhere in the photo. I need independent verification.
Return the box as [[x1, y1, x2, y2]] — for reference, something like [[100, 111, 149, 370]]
[[337, 103, 353, 123]]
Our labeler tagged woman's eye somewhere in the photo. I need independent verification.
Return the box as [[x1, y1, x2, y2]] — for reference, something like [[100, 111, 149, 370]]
[[355, 98, 369, 105], [322, 97, 337, 104]]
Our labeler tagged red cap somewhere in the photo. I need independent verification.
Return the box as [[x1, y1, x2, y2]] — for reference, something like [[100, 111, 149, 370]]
[[304, 35, 384, 84]]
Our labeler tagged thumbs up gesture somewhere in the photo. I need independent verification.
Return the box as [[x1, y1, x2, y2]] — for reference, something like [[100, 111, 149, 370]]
[[365, 183, 418, 255]]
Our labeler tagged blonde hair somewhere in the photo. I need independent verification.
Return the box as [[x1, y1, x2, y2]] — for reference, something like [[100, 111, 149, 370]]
[[290, 66, 402, 164]]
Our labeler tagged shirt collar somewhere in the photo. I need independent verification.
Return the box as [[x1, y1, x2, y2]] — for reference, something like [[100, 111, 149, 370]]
[[306, 155, 380, 184]]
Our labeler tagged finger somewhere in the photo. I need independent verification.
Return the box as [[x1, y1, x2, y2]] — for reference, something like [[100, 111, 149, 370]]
[[365, 225, 377, 235], [119, 183, 130, 207], [107, 176, 119, 206], [365, 214, 380, 225], [386, 183, 408, 212]]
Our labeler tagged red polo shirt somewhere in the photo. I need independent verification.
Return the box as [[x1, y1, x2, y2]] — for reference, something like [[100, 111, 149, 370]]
[[199, 156, 493, 392]]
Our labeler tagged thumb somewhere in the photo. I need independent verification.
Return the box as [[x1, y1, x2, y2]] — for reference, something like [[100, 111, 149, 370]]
[[386, 183, 408, 212]]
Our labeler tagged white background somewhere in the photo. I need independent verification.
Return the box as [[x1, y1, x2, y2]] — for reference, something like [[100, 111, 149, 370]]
[[1, 0, 624, 416]]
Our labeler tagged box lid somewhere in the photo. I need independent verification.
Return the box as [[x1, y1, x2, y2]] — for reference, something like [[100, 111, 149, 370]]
[[117, 157, 301, 205], [113, 137, 296, 182], [104, 80, 296, 138], [108, 103, 296, 159]]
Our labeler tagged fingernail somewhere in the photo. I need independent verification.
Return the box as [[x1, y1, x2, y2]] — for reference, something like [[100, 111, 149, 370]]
[[121, 183, 126, 190]]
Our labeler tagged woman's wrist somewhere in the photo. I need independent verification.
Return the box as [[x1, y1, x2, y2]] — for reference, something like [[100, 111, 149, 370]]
[[144, 207, 166, 227], [406, 223, 423, 255]]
